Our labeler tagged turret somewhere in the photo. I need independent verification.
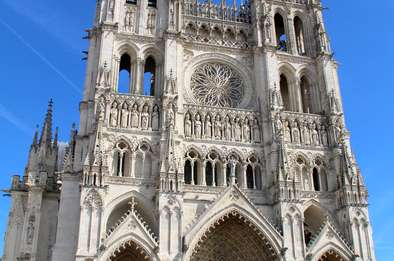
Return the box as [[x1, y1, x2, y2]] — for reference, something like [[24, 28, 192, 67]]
[[23, 100, 59, 190]]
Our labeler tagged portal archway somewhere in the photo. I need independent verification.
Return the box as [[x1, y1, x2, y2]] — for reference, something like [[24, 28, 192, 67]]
[[190, 211, 279, 261], [110, 240, 149, 261], [318, 249, 347, 261]]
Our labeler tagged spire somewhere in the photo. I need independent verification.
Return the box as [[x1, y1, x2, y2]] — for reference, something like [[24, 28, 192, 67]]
[[39, 99, 54, 146], [53, 127, 59, 149], [31, 125, 39, 148]]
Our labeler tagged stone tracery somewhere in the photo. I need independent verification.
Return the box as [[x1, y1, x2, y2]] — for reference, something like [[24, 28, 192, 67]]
[[191, 63, 244, 108]]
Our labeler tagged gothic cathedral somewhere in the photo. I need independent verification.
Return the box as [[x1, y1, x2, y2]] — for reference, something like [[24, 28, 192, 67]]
[[2, 0, 376, 261]]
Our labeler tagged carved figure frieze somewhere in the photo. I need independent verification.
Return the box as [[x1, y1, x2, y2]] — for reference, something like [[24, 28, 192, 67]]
[[108, 94, 161, 131], [184, 105, 261, 144], [278, 112, 333, 148]]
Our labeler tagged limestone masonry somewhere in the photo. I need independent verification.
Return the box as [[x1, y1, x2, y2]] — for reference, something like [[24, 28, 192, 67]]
[[2, 0, 376, 260]]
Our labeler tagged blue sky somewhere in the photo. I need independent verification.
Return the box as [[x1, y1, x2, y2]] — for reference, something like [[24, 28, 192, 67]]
[[0, 0, 393, 259]]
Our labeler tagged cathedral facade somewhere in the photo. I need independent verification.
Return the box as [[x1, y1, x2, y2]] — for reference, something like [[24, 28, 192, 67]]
[[2, 0, 376, 261]]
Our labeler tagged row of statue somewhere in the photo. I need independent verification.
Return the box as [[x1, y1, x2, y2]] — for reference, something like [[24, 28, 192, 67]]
[[109, 102, 160, 131], [184, 112, 261, 143], [184, 1, 251, 23], [276, 117, 330, 147]]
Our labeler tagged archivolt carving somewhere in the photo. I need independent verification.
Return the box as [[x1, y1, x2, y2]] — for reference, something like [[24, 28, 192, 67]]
[[191, 63, 244, 108]]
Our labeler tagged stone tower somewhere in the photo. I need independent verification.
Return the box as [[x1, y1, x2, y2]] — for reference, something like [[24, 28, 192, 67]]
[[3, 0, 376, 261]]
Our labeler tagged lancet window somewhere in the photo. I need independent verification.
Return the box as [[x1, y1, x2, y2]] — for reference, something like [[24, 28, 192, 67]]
[[118, 54, 133, 93], [112, 142, 132, 177], [274, 13, 288, 52], [184, 150, 200, 185], [115, 48, 162, 97], [143, 56, 156, 96], [294, 16, 306, 56], [280, 74, 291, 111]]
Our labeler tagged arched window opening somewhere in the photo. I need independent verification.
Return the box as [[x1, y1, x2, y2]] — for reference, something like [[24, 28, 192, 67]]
[[206, 162, 214, 186], [184, 160, 192, 184], [300, 76, 312, 113], [134, 152, 143, 178], [255, 166, 262, 190], [246, 165, 254, 189], [118, 54, 132, 93], [123, 152, 131, 177], [304, 205, 326, 245], [313, 167, 321, 191], [126, 0, 137, 5], [280, 74, 291, 111], [143, 56, 156, 96], [148, 0, 157, 8], [294, 16, 306, 56], [226, 164, 231, 186], [274, 13, 287, 52], [185, 150, 200, 185]]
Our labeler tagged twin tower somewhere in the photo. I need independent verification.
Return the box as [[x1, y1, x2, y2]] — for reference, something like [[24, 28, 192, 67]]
[[3, 0, 376, 261]]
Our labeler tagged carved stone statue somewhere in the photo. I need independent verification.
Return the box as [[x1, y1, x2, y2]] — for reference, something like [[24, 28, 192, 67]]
[[283, 120, 291, 143], [26, 216, 35, 244], [108, 0, 115, 19], [271, 86, 283, 110], [121, 104, 129, 128], [124, 10, 135, 32], [98, 61, 111, 87], [301, 121, 310, 145], [110, 102, 118, 127], [141, 105, 149, 130], [243, 118, 251, 142], [252, 118, 261, 142], [310, 123, 319, 145], [194, 114, 202, 138], [291, 121, 301, 144], [329, 90, 340, 114], [151, 106, 160, 131], [214, 115, 222, 139], [320, 124, 329, 146], [224, 116, 232, 140], [205, 115, 212, 138], [130, 104, 139, 128], [185, 113, 192, 137], [234, 118, 242, 142]]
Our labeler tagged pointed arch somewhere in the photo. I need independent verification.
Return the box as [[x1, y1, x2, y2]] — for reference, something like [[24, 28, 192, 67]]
[[313, 244, 353, 261], [103, 191, 157, 234], [185, 206, 282, 261], [100, 234, 159, 261], [184, 186, 283, 261]]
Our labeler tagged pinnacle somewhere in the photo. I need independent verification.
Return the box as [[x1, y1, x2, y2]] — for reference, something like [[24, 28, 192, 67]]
[[39, 99, 54, 146]]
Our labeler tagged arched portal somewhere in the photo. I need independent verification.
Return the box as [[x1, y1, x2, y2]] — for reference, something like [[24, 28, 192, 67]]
[[190, 212, 279, 261], [109, 240, 149, 261], [318, 249, 347, 261]]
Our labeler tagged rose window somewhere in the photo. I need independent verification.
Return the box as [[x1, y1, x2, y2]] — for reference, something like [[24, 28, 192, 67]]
[[190, 63, 244, 108]]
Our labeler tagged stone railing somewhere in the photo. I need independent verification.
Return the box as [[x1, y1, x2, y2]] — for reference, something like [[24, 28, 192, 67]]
[[183, 1, 251, 24], [184, 104, 262, 144], [106, 94, 161, 132], [279, 111, 331, 148], [104, 175, 156, 187]]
